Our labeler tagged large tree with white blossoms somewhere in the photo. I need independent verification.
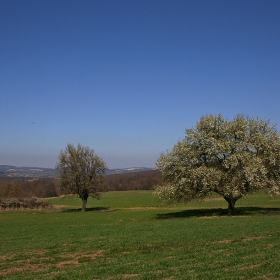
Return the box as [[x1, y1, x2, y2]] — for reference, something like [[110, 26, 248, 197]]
[[154, 115, 280, 215]]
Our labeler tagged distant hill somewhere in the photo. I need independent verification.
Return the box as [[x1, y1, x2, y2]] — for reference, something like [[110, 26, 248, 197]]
[[0, 165, 57, 179], [106, 167, 154, 175], [0, 165, 155, 180]]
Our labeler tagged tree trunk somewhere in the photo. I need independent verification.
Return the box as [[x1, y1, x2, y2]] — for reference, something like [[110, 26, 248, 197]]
[[223, 196, 239, 215], [81, 197, 88, 212], [227, 199, 236, 215]]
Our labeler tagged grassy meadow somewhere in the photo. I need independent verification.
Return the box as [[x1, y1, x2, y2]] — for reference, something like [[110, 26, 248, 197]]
[[0, 191, 280, 279]]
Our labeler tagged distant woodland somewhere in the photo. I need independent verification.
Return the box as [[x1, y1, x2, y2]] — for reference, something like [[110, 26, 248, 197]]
[[0, 170, 162, 199], [105, 170, 162, 191]]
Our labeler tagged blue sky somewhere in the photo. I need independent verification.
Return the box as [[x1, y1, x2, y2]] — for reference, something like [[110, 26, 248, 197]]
[[1, 0, 280, 168]]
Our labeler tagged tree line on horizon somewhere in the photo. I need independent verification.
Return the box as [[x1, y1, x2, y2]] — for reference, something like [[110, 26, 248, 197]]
[[0, 170, 162, 200]]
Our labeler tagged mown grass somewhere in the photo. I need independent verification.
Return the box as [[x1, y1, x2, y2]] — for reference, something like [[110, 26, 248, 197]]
[[0, 191, 280, 279]]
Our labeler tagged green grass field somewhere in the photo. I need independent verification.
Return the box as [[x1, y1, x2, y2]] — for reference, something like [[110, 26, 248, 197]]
[[1, 191, 280, 279]]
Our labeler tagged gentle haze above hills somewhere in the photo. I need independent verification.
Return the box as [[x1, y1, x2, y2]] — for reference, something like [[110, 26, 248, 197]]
[[1, 0, 280, 168]]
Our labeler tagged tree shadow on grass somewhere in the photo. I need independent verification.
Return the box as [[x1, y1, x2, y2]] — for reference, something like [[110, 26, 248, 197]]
[[155, 207, 280, 219], [62, 207, 115, 212]]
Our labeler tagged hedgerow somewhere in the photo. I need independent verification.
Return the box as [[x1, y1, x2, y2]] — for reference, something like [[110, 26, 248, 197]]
[[0, 197, 49, 210]]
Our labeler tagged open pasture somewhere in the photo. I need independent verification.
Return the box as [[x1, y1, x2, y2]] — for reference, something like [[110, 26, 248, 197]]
[[1, 191, 280, 279]]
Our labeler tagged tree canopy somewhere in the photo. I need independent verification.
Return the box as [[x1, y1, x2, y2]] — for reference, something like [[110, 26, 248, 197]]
[[154, 115, 280, 215], [56, 143, 108, 212]]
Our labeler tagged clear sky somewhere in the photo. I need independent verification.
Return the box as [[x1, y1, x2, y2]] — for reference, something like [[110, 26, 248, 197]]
[[1, 0, 280, 169]]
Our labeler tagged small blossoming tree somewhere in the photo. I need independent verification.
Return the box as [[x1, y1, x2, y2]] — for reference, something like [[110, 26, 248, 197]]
[[56, 143, 107, 212]]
